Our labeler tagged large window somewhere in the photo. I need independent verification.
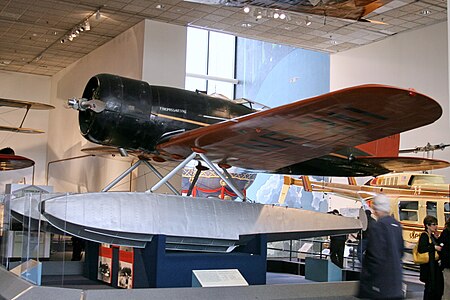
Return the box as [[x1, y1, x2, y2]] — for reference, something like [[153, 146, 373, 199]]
[[185, 28, 237, 99], [399, 201, 418, 222], [426, 201, 437, 218]]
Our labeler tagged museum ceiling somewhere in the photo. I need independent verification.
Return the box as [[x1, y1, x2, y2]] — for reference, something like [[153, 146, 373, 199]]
[[0, 0, 446, 76]]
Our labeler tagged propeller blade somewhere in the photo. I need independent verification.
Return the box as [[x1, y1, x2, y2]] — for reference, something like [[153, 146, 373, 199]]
[[67, 98, 105, 113]]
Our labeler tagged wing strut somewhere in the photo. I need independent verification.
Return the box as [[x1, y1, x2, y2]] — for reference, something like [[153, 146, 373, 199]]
[[19, 105, 31, 128], [101, 159, 179, 195], [148, 151, 247, 201]]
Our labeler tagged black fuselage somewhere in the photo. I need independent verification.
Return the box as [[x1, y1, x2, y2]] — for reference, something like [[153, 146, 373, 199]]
[[79, 74, 255, 152]]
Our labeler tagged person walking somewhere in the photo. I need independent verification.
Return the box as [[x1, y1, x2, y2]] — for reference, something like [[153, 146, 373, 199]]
[[357, 194, 404, 299], [329, 209, 347, 268], [438, 217, 450, 300], [418, 215, 443, 300]]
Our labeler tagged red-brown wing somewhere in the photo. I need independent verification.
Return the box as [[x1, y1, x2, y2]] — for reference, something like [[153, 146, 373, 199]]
[[156, 85, 442, 172]]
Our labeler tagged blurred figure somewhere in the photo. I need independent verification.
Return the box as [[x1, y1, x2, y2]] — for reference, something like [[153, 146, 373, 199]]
[[328, 209, 347, 268], [71, 236, 85, 261], [358, 194, 404, 299], [419, 215, 443, 300], [357, 207, 376, 262], [438, 217, 450, 300]]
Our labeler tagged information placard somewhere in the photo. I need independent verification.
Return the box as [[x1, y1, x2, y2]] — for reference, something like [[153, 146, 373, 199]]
[[192, 269, 248, 287]]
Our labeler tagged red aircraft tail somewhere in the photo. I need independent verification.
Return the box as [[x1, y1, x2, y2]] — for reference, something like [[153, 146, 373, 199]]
[[356, 134, 400, 157]]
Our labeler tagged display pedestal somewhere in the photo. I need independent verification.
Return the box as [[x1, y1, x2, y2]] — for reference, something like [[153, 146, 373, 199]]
[[85, 234, 267, 288], [305, 257, 342, 282]]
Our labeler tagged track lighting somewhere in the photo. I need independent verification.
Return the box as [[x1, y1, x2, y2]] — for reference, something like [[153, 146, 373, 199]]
[[60, 14, 92, 43], [242, 6, 290, 21]]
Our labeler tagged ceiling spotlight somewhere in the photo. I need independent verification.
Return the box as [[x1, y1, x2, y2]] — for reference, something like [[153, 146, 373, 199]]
[[156, 4, 165, 9], [256, 14, 262, 19], [60, 39, 65, 43], [419, 9, 431, 15], [243, 6, 250, 13], [279, 13, 286, 20], [84, 21, 90, 31], [68, 36, 73, 41], [95, 10, 101, 20], [273, 12, 279, 18]]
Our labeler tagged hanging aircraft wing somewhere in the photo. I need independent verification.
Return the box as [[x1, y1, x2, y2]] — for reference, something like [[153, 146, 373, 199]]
[[0, 125, 44, 134], [185, 0, 390, 22], [273, 155, 450, 177], [0, 154, 35, 170], [0, 98, 55, 110], [156, 84, 443, 176]]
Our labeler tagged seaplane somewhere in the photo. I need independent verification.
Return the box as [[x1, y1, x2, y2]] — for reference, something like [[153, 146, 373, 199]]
[[15, 73, 450, 249]]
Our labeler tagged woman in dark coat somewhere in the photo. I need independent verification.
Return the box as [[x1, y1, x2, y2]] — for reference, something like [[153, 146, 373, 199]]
[[418, 215, 443, 300]]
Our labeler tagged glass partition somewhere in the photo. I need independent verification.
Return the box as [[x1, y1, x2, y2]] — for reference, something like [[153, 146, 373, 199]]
[[0, 191, 82, 287]]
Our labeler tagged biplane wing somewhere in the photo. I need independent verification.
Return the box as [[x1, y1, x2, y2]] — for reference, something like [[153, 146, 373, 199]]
[[0, 98, 54, 110], [0, 125, 44, 134], [156, 85, 443, 176], [0, 154, 34, 171], [0, 97, 54, 134]]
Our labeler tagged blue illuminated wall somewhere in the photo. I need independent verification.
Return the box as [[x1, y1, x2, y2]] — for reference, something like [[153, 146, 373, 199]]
[[235, 38, 330, 211]]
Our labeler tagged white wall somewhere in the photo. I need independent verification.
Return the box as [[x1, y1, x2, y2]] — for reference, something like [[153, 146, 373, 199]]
[[135, 20, 187, 194], [0, 71, 51, 191], [142, 20, 187, 86], [47, 20, 187, 193], [47, 21, 146, 192], [331, 21, 450, 181]]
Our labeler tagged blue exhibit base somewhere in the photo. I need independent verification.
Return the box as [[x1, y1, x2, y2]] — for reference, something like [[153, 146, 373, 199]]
[[85, 234, 267, 288], [305, 257, 342, 282]]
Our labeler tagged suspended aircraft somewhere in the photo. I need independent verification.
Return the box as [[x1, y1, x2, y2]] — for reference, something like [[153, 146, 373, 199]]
[[184, 0, 390, 23], [22, 73, 449, 249], [69, 73, 446, 178], [0, 98, 54, 170], [0, 97, 55, 134]]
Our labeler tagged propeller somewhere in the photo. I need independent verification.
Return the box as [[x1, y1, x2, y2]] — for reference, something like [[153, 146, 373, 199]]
[[399, 142, 450, 154], [67, 98, 106, 113]]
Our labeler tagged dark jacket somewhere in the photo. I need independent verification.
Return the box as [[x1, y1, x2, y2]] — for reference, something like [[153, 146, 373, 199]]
[[418, 231, 439, 283], [358, 215, 404, 299], [418, 231, 443, 299], [437, 227, 450, 269]]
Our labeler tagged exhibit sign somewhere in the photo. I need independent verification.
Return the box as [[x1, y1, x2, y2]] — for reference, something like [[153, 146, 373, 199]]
[[192, 269, 248, 287], [98, 244, 112, 284], [117, 246, 133, 289]]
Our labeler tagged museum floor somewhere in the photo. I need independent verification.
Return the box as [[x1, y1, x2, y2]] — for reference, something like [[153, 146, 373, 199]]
[[37, 270, 424, 299]]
